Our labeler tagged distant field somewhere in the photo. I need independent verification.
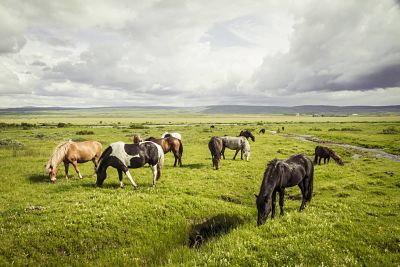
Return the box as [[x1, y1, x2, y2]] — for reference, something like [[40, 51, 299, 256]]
[[0, 112, 399, 125], [0, 115, 399, 265]]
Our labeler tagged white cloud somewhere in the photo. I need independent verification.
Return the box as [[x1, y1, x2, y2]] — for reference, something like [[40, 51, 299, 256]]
[[0, 0, 399, 108]]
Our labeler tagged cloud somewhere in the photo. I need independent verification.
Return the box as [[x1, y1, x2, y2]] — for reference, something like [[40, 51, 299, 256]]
[[251, 0, 400, 94], [0, 0, 399, 108]]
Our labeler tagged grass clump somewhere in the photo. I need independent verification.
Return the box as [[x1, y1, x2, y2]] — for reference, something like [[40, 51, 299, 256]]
[[381, 126, 399, 134], [76, 130, 95, 135], [0, 138, 24, 148], [129, 123, 148, 129]]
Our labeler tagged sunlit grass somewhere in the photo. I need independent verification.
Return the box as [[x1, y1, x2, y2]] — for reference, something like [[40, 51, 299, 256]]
[[0, 119, 399, 266]]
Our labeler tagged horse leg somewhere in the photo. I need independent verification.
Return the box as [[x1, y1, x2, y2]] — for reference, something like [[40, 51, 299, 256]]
[[271, 190, 277, 219], [279, 189, 285, 216], [92, 158, 98, 177], [233, 149, 240, 160], [125, 169, 138, 190], [117, 169, 124, 188], [327, 156, 330, 164], [151, 165, 158, 186], [221, 147, 225, 159], [71, 160, 83, 179], [64, 161, 69, 179], [298, 182, 306, 211], [240, 148, 243, 160], [318, 157, 322, 165]]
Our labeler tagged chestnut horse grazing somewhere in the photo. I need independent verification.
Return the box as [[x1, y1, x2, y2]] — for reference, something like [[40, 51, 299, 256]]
[[145, 137, 183, 167], [255, 154, 314, 226], [45, 140, 102, 182]]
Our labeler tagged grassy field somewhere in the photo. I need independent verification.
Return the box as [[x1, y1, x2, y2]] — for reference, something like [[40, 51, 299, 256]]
[[0, 116, 399, 266]]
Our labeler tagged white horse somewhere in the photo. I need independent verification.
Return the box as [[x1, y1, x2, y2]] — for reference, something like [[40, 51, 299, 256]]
[[221, 136, 250, 161], [161, 132, 182, 141]]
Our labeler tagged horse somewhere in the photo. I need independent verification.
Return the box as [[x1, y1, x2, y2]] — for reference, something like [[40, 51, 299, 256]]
[[145, 136, 183, 167], [132, 134, 143, 144], [208, 136, 223, 170], [45, 140, 102, 182], [161, 132, 182, 141], [239, 130, 255, 142], [255, 154, 314, 226], [96, 141, 164, 189], [221, 136, 250, 161], [259, 128, 265, 134], [314, 146, 344, 165]]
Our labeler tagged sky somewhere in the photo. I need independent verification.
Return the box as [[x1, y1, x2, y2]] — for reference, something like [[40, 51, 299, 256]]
[[0, 0, 399, 108]]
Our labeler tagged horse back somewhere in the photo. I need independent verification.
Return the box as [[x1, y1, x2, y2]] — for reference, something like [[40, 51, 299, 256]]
[[67, 141, 102, 162]]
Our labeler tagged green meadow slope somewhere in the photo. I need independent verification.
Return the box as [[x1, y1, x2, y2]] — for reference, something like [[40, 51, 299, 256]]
[[0, 118, 399, 266]]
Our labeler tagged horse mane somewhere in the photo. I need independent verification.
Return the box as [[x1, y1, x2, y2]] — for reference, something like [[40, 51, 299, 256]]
[[45, 140, 72, 171]]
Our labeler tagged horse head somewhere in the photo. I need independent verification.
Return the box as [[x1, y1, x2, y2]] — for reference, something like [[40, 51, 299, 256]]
[[255, 194, 271, 226], [45, 164, 57, 182]]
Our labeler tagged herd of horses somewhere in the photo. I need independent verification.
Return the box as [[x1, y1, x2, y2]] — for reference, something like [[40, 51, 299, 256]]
[[44, 129, 344, 225]]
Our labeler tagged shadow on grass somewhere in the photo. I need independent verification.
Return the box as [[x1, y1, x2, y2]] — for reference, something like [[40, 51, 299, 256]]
[[188, 214, 244, 248], [180, 163, 207, 169], [28, 174, 49, 183]]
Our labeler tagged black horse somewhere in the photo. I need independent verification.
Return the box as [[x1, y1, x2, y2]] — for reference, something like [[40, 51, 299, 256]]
[[259, 128, 265, 134], [255, 154, 314, 226], [314, 145, 344, 165], [208, 136, 223, 170], [96, 141, 164, 189], [239, 130, 255, 142]]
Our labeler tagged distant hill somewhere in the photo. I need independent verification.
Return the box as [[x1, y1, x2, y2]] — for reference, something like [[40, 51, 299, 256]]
[[202, 105, 400, 114], [0, 105, 399, 114]]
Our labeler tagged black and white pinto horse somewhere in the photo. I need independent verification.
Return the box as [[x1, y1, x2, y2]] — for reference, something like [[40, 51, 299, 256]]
[[96, 141, 164, 189], [161, 132, 182, 140], [221, 136, 250, 161], [255, 154, 314, 226]]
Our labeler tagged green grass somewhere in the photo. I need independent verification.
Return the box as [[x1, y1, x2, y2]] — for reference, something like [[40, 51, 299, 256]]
[[0, 119, 399, 266]]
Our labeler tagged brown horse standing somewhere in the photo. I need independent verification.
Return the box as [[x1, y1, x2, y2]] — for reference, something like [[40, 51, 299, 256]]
[[208, 136, 223, 170], [45, 140, 102, 182], [145, 137, 183, 167], [314, 145, 344, 165]]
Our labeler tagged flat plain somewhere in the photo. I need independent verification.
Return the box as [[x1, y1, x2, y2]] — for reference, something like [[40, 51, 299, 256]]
[[0, 113, 399, 266]]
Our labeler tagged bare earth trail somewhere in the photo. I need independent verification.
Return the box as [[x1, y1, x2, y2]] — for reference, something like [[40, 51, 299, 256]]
[[271, 131, 400, 162]]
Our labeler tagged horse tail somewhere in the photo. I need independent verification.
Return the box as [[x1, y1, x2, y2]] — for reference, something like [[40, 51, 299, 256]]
[[178, 139, 183, 157], [313, 146, 319, 164], [306, 159, 314, 202]]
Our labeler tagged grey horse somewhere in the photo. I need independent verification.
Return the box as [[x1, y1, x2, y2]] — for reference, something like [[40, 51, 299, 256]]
[[221, 136, 250, 161]]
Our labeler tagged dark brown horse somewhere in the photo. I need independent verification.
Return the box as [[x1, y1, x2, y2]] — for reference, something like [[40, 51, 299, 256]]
[[255, 154, 314, 225], [239, 130, 255, 142], [208, 136, 223, 170], [145, 137, 183, 167], [314, 146, 343, 165]]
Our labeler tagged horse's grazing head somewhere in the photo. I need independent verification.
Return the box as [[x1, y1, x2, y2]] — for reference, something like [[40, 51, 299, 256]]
[[255, 159, 282, 225], [45, 163, 57, 182], [255, 193, 270, 226], [328, 148, 344, 166]]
